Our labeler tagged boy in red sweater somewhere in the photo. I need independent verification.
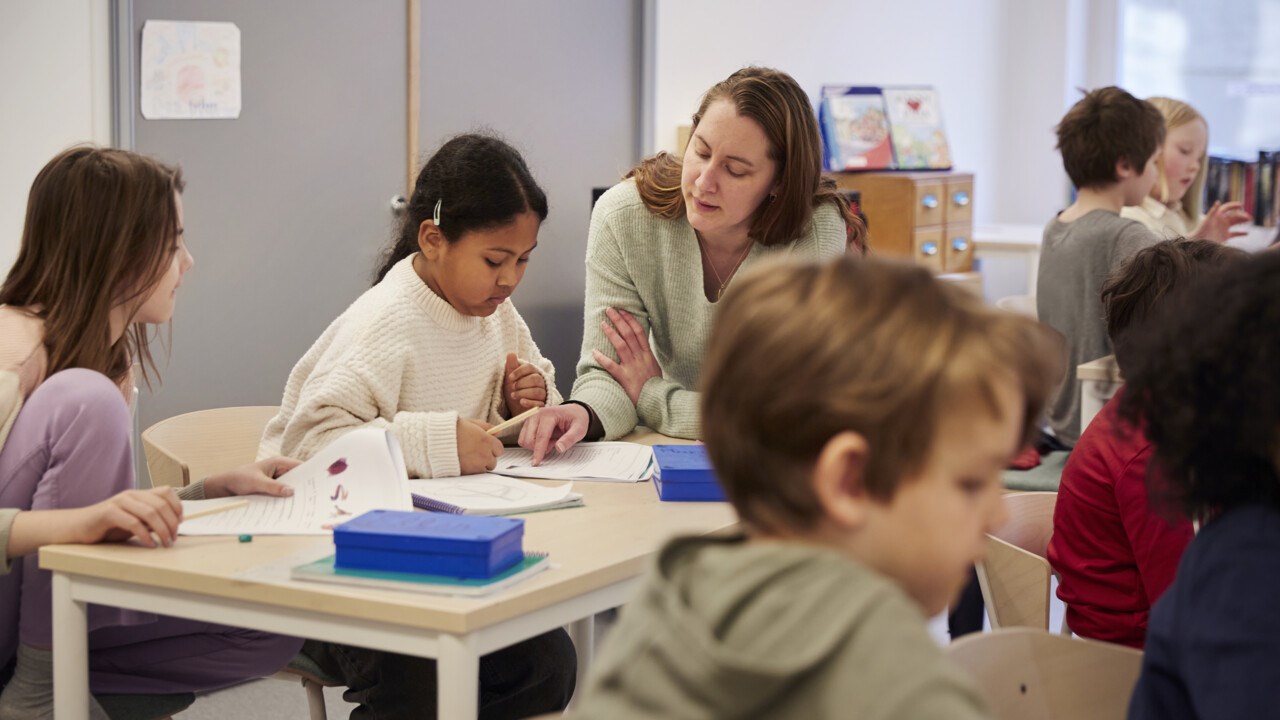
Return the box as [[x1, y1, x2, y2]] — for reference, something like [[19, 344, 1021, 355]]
[[1047, 238, 1244, 648]]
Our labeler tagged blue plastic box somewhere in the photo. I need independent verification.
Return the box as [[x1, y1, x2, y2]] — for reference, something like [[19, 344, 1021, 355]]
[[652, 444, 726, 502], [333, 510, 524, 579]]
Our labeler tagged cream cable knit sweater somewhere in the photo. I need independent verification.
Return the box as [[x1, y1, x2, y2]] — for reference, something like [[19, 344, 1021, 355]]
[[259, 255, 560, 478], [571, 180, 847, 440]]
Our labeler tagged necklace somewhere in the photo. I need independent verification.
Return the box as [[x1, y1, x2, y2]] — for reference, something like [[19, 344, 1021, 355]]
[[696, 232, 754, 301]]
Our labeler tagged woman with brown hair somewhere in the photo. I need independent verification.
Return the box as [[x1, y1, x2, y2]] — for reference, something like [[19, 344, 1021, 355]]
[[0, 146, 301, 718], [520, 66, 865, 458]]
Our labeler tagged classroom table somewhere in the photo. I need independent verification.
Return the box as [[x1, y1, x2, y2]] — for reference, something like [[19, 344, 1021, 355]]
[[42, 430, 736, 719]]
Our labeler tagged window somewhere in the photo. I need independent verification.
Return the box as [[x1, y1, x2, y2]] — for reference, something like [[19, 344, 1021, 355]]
[[1120, 0, 1280, 155]]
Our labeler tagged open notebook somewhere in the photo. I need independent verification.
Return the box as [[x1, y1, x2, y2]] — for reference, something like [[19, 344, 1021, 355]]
[[409, 475, 583, 515]]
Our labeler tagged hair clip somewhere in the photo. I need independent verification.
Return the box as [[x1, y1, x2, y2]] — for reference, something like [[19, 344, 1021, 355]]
[[433, 198, 442, 227]]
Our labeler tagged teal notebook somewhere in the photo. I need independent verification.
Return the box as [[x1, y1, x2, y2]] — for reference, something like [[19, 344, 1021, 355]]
[[291, 552, 549, 597]]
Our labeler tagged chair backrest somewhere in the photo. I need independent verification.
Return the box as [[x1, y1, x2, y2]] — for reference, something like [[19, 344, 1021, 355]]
[[996, 294, 1038, 319], [976, 492, 1057, 629], [141, 406, 279, 488], [947, 627, 1143, 720]]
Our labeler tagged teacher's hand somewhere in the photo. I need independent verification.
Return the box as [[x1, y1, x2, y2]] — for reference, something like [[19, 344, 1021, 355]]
[[519, 404, 590, 465], [593, 307, 661, 405]]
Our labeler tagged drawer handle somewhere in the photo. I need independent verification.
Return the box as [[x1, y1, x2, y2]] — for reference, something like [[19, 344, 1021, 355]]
[[952, 191, 970, 207], [951, 237, 969, 253], [921, 193, 939, 209], [920, 241, 940, 257]]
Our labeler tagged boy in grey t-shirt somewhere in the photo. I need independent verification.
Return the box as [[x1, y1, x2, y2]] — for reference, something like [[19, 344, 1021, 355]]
[[1037, 87, 1164, 445]]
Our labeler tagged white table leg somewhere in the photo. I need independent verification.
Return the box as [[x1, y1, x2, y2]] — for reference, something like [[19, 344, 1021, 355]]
[[567, 615, 594, 706], [52, 572, 89, 720], [437, 633, 480, 718]]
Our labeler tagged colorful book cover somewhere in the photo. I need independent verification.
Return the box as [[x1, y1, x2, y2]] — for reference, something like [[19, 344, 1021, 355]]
[[882, 87, 953, 170], [819, 87, 893, 171]]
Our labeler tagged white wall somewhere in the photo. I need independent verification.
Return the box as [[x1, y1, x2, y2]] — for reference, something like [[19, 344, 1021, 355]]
[[3, 1, 1124, 272], [652, 0, 1116, 226], [0, 1, 111, 273]]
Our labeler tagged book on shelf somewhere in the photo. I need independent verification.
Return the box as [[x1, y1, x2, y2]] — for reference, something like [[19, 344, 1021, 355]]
[[1205, 150, 1280, 228], [818, 86, 894, 171], [818, 85, 952, 172], [882, 86, 952, 170]]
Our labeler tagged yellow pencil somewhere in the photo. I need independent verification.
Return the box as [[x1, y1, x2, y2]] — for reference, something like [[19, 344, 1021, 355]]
[[487, 406, 540, 436], [183, 498, 250, 521]]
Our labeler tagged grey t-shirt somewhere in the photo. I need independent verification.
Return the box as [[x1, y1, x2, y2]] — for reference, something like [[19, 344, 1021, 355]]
[[1037, 210, 1158, 445]]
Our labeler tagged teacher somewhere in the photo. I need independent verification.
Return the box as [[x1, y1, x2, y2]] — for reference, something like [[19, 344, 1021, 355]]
[[521, 66, 865, 459]]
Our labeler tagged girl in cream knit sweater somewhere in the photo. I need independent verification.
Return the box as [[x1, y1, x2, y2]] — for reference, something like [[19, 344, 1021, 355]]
[[261, 134, 563, 479], [261, 134, 578, 720]]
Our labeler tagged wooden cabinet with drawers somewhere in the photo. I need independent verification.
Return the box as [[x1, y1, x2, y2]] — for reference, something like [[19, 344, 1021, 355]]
[[833, 171, 974, 273]]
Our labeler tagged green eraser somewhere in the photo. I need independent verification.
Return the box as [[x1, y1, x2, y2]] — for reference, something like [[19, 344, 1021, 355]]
[[238, 534, 253, 543]]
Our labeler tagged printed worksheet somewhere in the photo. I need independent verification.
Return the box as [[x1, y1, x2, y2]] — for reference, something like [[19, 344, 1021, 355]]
[[180, 428, 411, 535], [409, 475, 583, 515], [492, 442, 655, 482]]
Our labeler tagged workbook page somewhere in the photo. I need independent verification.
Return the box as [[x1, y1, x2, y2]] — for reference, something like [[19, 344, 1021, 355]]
[[492, 442, 655, 482], [180, 428, 411, 535]]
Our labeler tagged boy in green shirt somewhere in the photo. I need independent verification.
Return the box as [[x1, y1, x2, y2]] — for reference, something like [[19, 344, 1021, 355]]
[[572, 256, 1061, 719]]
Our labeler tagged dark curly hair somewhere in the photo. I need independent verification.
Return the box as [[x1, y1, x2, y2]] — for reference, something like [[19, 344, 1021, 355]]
[[1118, 251, 1280, 519], [1102, 238, 1246, 374]]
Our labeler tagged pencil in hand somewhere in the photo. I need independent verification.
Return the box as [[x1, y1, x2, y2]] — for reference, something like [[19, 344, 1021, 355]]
[[487, 407, 540, 436], [182, 498, 250, 521]]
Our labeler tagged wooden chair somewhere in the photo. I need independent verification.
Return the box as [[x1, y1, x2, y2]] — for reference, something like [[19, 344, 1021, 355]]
[[141, 406, 280, 488], [947, 627, 1142, 720], [141, 406, 341, 719], [976, 491, 1058, 630]]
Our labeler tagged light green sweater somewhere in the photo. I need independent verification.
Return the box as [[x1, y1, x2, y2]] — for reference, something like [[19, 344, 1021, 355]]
[[572, 180, 847, 439], [573, 535, 992, 720]]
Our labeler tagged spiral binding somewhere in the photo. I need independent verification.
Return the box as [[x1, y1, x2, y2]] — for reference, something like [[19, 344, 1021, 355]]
[[410, 493, 465, 514]]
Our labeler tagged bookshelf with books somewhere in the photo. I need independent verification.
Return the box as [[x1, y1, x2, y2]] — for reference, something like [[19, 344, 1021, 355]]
[[1205, 150, 1280, 228]]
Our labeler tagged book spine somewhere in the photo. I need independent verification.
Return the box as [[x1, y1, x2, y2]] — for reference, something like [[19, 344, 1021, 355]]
[[410, 493, 465, 514]]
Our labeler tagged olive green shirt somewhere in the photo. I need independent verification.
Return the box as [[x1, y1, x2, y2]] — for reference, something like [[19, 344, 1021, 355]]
[[572, 180, 847, 439]]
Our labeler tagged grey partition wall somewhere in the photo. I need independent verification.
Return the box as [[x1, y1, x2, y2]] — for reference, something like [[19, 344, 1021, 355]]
[[117, 1, 645, 484], [116, 1, 408, 435], [419, 0, 645, 397]]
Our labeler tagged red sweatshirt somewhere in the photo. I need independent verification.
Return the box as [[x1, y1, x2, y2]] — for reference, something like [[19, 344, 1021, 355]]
[[1047, 389, 1194, 648]]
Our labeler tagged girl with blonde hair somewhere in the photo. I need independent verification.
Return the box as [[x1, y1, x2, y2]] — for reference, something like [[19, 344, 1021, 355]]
[[1122, 96, 1251, 241]]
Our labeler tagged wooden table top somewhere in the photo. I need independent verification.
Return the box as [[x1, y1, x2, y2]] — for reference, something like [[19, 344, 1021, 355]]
[[40, 432, 737, 634]]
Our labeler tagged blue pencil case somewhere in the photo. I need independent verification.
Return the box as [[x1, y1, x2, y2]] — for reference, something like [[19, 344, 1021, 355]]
[[652, 445, 726, 502], [333, 510, 524, 579]]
